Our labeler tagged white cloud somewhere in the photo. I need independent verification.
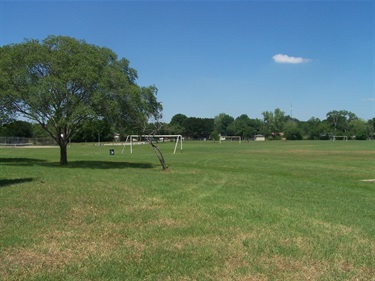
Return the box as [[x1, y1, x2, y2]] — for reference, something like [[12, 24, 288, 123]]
[[273, 54, 311, 64]]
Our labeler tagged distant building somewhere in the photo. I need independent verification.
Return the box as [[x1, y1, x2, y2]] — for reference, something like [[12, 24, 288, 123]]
[[254, 134, 265, 141]]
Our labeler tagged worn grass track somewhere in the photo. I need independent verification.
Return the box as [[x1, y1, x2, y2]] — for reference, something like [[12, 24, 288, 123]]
[[1, 140, 374, 280]]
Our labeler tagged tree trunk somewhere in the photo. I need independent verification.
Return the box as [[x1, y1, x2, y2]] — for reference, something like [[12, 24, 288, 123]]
[[147, 138, 167, 170], [59, 143, 68, 166]]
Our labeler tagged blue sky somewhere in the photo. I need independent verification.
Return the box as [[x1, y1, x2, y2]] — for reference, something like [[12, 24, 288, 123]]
[[1, 0, 374, 122]]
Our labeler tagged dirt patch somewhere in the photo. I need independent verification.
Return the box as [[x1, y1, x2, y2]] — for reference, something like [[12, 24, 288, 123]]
[[15, 146, 59, 148]]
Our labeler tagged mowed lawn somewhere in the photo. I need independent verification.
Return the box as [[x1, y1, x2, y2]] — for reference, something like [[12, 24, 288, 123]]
[[0, 140, 374, 280]]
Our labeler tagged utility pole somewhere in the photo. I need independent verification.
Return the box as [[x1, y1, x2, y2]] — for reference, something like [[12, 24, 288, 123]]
[[290, 103, 293, 118]]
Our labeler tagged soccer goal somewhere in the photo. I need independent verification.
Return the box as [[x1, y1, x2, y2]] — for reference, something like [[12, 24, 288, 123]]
[[122, 134, 183, 154], [219, 136, 241, 144], [332, 136, 348, 141]]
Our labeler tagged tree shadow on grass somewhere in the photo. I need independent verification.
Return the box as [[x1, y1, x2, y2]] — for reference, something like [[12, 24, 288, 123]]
[[0, 178, 34, 188], [66, 161, 154, 169], [0, 158, 47, 166], [0, 157, 154, 169]]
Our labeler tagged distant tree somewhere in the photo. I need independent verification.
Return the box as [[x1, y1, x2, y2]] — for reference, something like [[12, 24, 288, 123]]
[[226, 122, 236, 136], [262, 108, 285, 136], [31, 123, 50, 137], [170, 113, 188, 127], [182, 117, 199, 137], [71, 118, 113, 142], [0, 36, 160, 165], [214, 113, 234, 136], [169, 113, 188, 135], [326, 110, 358, 135], [201, 118, 214, 138], [232, 114, 251, 137], [302, 117, 321, 140], [0, 120, 33, 137], [262, 111, 273, 131], [274, 108, 286, 133], [183, 117, 213, 139], [317, 120, 331, 140], [367, 118, 375, 139], [248, 118, 264, 138], [223, 115, 257, 138], [210, 130, 219, 141], [348, 118, 369, 140], [153, 122, 171, 136], [284, 119, 303, 140]]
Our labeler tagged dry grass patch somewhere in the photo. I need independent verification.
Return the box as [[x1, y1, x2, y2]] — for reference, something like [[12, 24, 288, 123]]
[[0, 221, 148, 280], [252, 254, 328, 280], [312, 219, 354, 236], [147, 217, 189, 229], [160, 231, 263, 280], [0, 206, 37, 222]]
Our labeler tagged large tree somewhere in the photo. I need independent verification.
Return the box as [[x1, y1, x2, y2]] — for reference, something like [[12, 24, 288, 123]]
[[213, 113, 234, 136], [326, 110, 358, 135], [168, 113, 188, 135], [262, 108, 285, 136], [183, 117, 213, 139], [231, 114, 261, 138], [0, 36, 161, 165]]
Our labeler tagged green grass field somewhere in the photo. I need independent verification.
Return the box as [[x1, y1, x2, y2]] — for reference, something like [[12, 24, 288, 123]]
[[1, 140, 374, 280]]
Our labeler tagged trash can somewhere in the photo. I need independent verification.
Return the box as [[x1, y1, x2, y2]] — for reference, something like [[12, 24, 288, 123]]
[[109, 149, 114, 155]]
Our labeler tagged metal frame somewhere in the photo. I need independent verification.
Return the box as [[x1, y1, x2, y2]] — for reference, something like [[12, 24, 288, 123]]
[[122, 134, 183, 154]]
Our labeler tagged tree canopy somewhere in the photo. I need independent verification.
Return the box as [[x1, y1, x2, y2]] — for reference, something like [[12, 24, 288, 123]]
[[167, 110, 374, 141], [0, 36, 161, 165]]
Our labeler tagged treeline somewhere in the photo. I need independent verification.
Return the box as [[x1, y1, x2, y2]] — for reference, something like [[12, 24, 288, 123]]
[[0, 119, 115, 142], [2, 109, 375, 141], [159, 109, 375, 140]]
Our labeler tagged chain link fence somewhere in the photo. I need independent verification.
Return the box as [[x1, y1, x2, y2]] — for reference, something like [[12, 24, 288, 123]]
[[0, 137, 57, 146]]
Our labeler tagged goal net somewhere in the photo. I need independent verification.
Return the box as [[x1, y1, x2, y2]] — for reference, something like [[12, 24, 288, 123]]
[[219, 136, 241, 144], [122, 134, 183, 154], [332, 136, 348, 141]]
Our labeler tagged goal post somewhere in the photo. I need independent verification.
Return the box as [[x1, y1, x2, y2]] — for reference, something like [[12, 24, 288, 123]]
[[123, 134, 183, 154], [332, 136, 348, 141], [219, 136, 241, 144]]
